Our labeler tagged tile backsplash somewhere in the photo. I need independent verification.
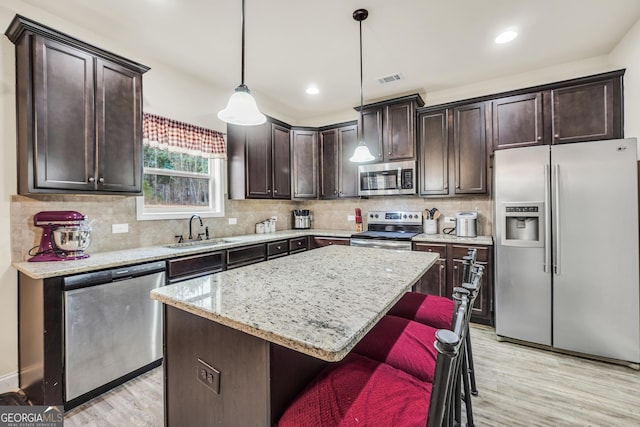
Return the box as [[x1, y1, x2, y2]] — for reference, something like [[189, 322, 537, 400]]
[[11, 194, 493, 261]]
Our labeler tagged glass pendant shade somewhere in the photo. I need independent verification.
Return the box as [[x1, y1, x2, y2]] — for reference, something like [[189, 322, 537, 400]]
[[349, 142, 375, 162], [218, 85, 266, 126]]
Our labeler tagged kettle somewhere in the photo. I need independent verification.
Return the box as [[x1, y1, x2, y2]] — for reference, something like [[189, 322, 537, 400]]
[[455, 211, 478, 237]]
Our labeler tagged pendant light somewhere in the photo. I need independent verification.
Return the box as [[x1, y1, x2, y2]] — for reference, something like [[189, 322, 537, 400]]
[[349, 8, 375, 163], [217, 0, 266, 126]]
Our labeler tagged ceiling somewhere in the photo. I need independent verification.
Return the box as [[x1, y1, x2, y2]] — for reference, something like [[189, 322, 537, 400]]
[[19, 0, 640, 123]]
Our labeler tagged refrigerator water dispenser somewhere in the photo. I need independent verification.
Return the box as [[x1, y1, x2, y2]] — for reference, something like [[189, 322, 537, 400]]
[[501, 202, 544, 247]]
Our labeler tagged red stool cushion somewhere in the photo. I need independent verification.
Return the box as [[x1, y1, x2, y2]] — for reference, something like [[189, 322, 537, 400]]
[[352, 315, 438, 382], [278, 353, 432, 427], [387, 292, 454, 329]]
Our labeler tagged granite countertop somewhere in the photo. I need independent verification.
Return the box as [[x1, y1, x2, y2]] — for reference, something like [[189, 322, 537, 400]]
[[12, 229, 352, 279], [413, 233, 493, 245], [151, 245, 439, 362], [12, 229, 492, 279]]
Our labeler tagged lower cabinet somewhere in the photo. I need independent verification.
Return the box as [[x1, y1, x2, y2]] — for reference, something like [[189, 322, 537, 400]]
[[412, 242, 494, 325], [311, 236, 351, 248], [227, 243, 267, 269], [167, 251, 225, 283]]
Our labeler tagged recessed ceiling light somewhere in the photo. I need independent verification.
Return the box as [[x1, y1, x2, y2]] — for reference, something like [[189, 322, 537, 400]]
[[306, 86, 320, 95], [495, 30, 518, 44]]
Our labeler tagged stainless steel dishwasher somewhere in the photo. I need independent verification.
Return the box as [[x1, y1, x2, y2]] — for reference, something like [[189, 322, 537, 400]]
[[63, 260, 166, 401]]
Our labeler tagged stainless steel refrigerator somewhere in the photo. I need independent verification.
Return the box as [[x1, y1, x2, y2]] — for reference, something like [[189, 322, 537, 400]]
[[494, 138, 640, 364]]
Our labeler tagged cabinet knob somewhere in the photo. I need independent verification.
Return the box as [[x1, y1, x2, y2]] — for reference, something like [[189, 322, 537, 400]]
[[274, 189, 278, 194], [334, 190, 338, 194], [537, 136, 542, 141], [554, 134, 560, 139], [328, 241, 333, 245], [297, 241, 302, 246], [454, 265, 458, 270], [388, 151, 392, 155], [440, 265, 445, 270], [98, 177, 105, 183], [267, 189, 272, 193], [277, 245, 281, 250], [88, 176, 95, 183]]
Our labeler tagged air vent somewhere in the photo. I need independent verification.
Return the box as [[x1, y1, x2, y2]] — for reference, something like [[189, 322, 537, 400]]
[[377, 73, 404, 84]]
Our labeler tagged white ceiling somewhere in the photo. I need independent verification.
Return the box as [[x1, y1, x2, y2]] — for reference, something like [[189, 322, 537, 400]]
[[19, 0, 640, 123]]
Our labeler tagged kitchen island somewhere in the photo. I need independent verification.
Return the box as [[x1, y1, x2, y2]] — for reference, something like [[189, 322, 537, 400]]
[[151, 245, 438, 426]]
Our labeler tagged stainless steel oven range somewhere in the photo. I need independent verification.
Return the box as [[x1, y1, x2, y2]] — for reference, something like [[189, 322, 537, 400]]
[[350, 210, 423, 251]]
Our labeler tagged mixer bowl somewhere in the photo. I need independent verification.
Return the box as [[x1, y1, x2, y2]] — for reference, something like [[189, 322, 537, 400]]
[[53, 227, 92, 252]]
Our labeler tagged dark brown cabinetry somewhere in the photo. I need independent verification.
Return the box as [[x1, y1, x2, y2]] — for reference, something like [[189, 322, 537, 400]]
[[412, 242, 493, 325], [228, 119, 291, 199], [311, 237, 351, 248], [358, 94, 424, 162], [6, 15, 149, 195], [289, 237, 309, 254], [418, 104, 488, 197], [291, 129, 318, 199], [490, 72, 623, 150], [227, 243, 268, 269], [167, 251, 225, 283], [319, 123, 359, 199], [267, 240, 289, 260]]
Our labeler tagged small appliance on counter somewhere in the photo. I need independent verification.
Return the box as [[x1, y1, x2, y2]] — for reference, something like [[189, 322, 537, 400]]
[[292, 209, 311, 229], [455, 211, 478, 238], [29, 210, 92, 262]]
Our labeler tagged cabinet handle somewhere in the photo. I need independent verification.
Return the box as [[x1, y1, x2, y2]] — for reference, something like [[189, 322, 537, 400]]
[[88, 177, 95, 183], [98, 177, 104, 183]]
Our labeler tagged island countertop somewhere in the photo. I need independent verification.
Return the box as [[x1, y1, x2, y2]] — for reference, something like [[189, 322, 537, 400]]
[[151, 245, 438, 362]]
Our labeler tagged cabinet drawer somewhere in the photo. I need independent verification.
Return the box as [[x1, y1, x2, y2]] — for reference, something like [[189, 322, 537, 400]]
[[167, 251, 225, 281], [267, 240, 289, 259], [227, 244, 266, 269], [450, 244, 489, 262], [412, 242, 447, 259], [313, 237, 350, 248], [289, 237, 309, 253]]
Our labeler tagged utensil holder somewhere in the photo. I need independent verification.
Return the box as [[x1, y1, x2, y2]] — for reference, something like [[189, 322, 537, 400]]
[[424, 219, 438, 235]]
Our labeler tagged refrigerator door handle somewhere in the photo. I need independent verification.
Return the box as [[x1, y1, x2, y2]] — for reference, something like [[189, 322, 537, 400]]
[[553, 164, 561, 275], [544, 164, 551, 273]]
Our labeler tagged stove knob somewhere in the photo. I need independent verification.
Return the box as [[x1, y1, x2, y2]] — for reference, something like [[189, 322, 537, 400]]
[[403, 214, 407, 219], [374, 214, 379, 218]]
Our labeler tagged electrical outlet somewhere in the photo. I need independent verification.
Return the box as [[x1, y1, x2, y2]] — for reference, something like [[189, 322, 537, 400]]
[[228, 217, 237, 225], [444, 216, 455, 223], [112, 223, 128, 234], [197, 358, 220, 394], [270, 216, 277, 222], [347, 215, 355, 221]]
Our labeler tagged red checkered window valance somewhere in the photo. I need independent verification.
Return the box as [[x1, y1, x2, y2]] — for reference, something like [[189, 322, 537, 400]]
[[142, 113, 226, 159]]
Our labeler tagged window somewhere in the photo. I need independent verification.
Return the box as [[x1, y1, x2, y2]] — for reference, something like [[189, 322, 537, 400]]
[[136, 113, 226, 220]]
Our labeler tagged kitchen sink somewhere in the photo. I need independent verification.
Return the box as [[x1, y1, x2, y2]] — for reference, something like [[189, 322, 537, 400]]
[[165, 239, 232, 249]]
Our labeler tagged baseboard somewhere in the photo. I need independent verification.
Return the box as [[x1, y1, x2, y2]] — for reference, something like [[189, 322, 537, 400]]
[[0, 371, 19, 394]]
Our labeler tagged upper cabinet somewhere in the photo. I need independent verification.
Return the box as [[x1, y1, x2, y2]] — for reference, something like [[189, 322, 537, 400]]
[[491, 71, 623, 150], [291, 128, 318, 199], [6, 15, 149, 195], [357, 94, 424, 163], [319, 122, 359, 199], [418, 104, 489, 197], [227, 119, 291, 200]]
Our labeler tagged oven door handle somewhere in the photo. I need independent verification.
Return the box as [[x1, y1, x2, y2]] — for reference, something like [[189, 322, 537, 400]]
[[350, 238, 412, 251]]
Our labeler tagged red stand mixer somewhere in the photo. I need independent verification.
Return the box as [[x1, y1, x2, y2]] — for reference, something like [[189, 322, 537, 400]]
[[29, 211, 92, 262]]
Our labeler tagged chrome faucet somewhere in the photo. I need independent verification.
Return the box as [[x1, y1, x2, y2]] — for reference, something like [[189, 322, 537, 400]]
[[188, 214, 203, 240]]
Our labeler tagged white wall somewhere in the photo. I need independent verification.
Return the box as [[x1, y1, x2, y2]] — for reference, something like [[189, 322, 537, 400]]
[[611, 17, 640, 141]]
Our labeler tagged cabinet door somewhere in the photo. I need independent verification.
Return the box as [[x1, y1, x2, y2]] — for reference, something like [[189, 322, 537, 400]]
[[385, 101, 415, 161], [33, 36, 96, 191], [312, 237, 350, 248], [246, 122, 272, 198], [492, 93, 544, 150], [361, 108, 384, 162], [338, 125, 359, 197], [449, 244, 493, 325], [418, 109, 449, 196], [96, 58, 142, 193], [291, 129, 318, 199], [453, 102, 487, 194], [412, 242, 448, 296], [551, 79, 618, 144], [271, 124, 291, 199], [319, 129, 339, 199]]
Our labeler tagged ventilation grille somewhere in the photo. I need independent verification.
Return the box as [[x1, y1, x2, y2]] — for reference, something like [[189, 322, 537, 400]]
[[377, 73, 404, 84]]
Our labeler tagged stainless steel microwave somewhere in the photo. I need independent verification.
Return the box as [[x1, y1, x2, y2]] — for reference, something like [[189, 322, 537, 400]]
[[357, 160, 416, 196]]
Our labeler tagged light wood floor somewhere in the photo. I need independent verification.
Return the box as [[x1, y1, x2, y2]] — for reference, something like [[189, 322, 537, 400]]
[[64, 325, 640, 426]]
